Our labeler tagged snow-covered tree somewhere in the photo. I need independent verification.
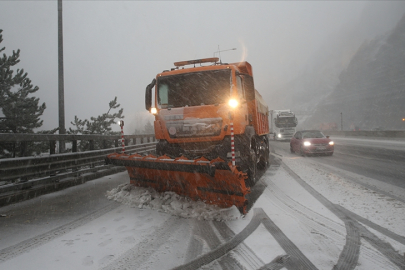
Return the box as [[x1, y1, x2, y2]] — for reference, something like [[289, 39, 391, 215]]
[[0, 29, 46, 158], [144, 121, 154, 134], [69, 96, 124, 151]]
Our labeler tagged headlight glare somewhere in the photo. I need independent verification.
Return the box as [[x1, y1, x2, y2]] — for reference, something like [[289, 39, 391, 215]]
[[150, 107, 157, 114], [228, 99, 238, 108], [303, 141, 311, 146], [329, 141, 334, 145]]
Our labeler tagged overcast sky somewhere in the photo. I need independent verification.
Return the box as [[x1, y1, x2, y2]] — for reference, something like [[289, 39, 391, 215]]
[[0, 1, 401, 133]]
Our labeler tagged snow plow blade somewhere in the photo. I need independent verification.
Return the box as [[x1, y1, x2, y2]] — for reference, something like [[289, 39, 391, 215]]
[[106, 153, 249, 213]]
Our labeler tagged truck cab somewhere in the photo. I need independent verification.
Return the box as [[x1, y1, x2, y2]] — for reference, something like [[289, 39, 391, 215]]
[[145, 58, 270, 186], [270, 110, 298, 141]]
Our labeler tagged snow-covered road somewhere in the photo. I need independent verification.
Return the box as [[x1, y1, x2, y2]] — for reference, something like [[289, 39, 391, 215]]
[[1, 138, 405, 269]]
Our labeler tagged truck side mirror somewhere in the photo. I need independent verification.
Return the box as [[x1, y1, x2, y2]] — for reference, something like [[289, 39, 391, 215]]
[[145, 78, 156, 111]]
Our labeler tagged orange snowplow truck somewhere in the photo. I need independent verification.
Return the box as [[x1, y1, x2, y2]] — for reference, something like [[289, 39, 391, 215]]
[[106, 57, 270, 213]]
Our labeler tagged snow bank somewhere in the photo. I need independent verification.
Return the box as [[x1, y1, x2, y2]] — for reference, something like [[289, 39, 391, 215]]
[[106, 183, 241, 221]]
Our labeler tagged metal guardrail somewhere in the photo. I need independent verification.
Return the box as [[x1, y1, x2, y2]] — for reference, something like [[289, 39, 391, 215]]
[[322, 130, 405, 138], [0, 142, 157, 183], [0, 133, 156, 156], [0, 133, 157, 207], [0, 133, 155, 142]]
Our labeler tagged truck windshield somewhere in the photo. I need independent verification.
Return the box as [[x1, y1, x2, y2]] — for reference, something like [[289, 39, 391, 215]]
[[157, 69, 231, 108], [275, 117, 298, 128]]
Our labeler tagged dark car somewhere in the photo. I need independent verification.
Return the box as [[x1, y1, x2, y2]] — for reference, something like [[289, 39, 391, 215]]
[[290, 130, 334, 156]]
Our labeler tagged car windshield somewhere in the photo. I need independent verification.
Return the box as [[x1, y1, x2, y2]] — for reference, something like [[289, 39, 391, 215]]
[[157, 69, 231, 108], [302, 131, 325, 138]]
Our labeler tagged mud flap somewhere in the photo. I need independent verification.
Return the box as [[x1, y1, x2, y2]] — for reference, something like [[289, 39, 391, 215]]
[[106, 153, 250, 213]]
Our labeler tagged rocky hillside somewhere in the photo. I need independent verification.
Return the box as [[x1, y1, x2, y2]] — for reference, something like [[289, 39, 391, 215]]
[[266, 2, 405, 131], [306, 14, 405, 130]]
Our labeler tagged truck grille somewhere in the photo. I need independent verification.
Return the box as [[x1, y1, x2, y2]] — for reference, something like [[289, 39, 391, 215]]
[[166, 118, 223, 138]]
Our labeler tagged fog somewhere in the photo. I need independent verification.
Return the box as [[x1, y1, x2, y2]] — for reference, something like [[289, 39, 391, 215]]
[[0, 1, 403, 133]]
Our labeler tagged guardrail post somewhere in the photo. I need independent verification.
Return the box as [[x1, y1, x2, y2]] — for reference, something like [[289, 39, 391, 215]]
[[49, 163, 56, 177], [11, 142, 16, 158], [20, 141, 27, 157], [72, 141, 79, 172], [50, 140, 56, 155], [72, 140, 77, 153], [89, 140, 94, 151]]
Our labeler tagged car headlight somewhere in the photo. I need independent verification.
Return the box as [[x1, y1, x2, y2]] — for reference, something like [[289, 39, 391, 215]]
[[329, 141, 334, 146], [303, 141, 311, 146]]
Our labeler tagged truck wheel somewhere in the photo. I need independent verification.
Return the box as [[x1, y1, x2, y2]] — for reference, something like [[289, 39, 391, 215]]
[[246, 149, 257, 187], [258, 140, 269, 169]]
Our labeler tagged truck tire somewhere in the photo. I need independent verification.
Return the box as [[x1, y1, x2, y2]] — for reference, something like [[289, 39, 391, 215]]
[[258, 139, 269, 169], [246, 149, 257, 187]]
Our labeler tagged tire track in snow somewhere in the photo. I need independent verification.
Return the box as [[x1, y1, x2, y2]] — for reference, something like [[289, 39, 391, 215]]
[[174, 208, 314, 270], [101, 215, 183, 270], [0, 202, 120, 262], [359, 223, 405, 269], [184, 221, 204, 265], [282, 162, 362, 269], [336, 205, 405, 269], [194, 220, 244, 269], [259, 209, 318, 270], [262, 176, 349, 267], [282, 161, 405, 269], [212, 220, 265, 269], [258, 255, 290, 270], [332, 220, 360, 270], [264, 179, 346, 244], [305, 159, 405, 204], [336, 205, 405, 245], [174, 209, 262, 270], [190, 219, 255, 269]]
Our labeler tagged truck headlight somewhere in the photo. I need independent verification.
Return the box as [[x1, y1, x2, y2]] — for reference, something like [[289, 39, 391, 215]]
[[329, 141, 334, 145], [228, 99, 238, 108], [303, 141, 311, 146]]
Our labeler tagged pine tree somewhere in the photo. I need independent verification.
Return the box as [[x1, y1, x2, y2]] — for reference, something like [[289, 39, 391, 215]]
[[0, 29, 46, 133], [144, 121, 154, 134], [69, 97, 124, 151], [0, 29, 46, 157]]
